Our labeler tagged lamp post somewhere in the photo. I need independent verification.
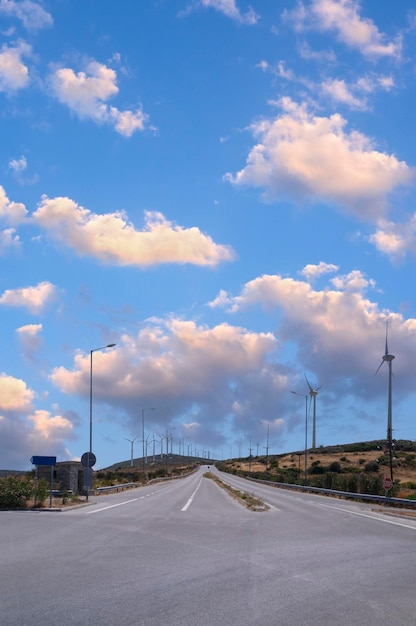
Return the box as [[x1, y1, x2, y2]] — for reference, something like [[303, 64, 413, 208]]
[[89, 343, 116, 455], [259, 421, 270, 474], [87, 343, 115, 500], [291, 390, 308, 485], [142, 408, 155, 477], [245, 433, 252, 471]]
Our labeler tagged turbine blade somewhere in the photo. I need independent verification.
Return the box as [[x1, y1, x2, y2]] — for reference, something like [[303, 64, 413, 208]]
[[375, 360, 384, 375], [385, 321, 389, 356], [304, 374, 313, 393]]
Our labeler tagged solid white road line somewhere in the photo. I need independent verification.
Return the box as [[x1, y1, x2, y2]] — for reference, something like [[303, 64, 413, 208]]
[[316, 501, 416, 530], [86, 498, 138, 514], [181, 477, 203, 512]]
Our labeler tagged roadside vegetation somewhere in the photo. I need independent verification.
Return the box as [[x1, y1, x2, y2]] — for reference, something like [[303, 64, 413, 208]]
[[204, 471, 268, 511], [216, 440, 416, 500]]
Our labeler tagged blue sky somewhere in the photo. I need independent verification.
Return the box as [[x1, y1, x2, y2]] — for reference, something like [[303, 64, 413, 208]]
[[1, 0, 416, 470]]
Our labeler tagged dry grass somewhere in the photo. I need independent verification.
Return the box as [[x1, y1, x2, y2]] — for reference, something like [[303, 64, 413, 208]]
[[231, 446, 416, 498]]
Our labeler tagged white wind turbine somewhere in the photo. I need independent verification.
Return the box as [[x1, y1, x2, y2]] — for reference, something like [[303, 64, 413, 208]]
[[376, 323, 395, 482], [305, 374, 321, 450]]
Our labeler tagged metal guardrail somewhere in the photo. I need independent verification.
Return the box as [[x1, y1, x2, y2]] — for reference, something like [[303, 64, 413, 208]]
[[96, 482, 139, 493], [96, 471, 197, 493], [244, 476, 416, 508]]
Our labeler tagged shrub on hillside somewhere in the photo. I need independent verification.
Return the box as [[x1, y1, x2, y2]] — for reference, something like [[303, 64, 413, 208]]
[[364, 460, 380, 473]]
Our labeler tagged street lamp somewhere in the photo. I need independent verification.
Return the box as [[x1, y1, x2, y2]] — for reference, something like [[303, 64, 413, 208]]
[[87, 343, 115, 500], [291, 390, 308, 485], [245, 433, 252, 471], [259, 421, 270, 474], [142, 408, 156, 476]]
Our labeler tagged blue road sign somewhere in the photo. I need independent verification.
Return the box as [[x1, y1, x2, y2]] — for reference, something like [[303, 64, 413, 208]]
[[30, 456, 57, 466]]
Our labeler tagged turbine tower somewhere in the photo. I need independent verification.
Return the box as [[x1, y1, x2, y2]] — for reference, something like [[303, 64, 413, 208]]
[[305, 374, 321, 450], [376, 323, 395, 482]]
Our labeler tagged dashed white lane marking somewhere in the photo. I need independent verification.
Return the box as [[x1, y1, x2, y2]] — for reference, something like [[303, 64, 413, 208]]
[[181, 477, 203, 512], [86, 487, 169, 514]]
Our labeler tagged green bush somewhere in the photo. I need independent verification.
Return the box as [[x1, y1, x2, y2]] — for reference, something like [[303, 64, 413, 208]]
[[0, 476, 33, 509], [364, 461, 380, 473], [328, 461, 342, 473], [35, 479, 49, 507]]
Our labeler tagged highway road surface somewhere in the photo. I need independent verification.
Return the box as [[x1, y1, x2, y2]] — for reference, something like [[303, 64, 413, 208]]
[[2, 465, 416, 625]]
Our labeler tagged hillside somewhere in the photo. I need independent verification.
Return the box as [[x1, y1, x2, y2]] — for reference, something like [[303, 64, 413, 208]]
[[220, 439, 416, 499]]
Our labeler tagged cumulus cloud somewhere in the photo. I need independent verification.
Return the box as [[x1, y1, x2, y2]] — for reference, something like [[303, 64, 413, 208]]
[[0, 185, 28, 224], [209, 269, 416, 399], [321, 78, 367, 109], [225, 98, 414, 220], [0, 228, 21, 254], [301, 262, 339, 282], [284, 0, 401, 59], [33, 196, 235, 267], [0, 0, 53, 31], [0, 42, 30, 92], [49, 318, 286, 445], [0, 281, 59, 314], [50, 60, 151, 137], [28, 409, 74, 442], [197, 0, 259, 24], [0, 371, 76, 467], [16, 324, 43, 361], [0, 373, 34, 412], [369, 215, 416, 259]]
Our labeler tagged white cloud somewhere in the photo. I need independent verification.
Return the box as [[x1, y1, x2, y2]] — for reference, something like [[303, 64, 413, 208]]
[[28, 410, 74, 442], [0, 42, 30, 92], [0, 281, 59, 314], [285, 0, 401, 59], [301, 262, 339, 282], [208, 270, 416, 399], [16, 324, 43, 360], [196, 0, 259, 25], [49, 317, 284, 443], [9, 155, 27, 174], [369, 215, 416, 259], [0, 373, 34, 412], [330, 269, 375, 293], [321, 78, 367, 109], [0, 228, 21, 254], [33, 196, 235, 267], [0, 0, 53, 30], [50, 60, 152, 137], [8, 154, 38, 185], [0, 185, 28, 224], [225, 98, 414, 220], [0, 371, 76, 466]]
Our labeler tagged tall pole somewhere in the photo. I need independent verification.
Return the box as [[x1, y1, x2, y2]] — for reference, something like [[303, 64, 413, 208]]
[[87, 343, 115, 500], [142, 408, 156, 478], [376, 326, 395, 483], [291, 390, 308, 485], [259, 421, 270, 475]]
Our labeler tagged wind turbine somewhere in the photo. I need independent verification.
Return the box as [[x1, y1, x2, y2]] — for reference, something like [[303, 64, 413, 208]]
[[305, 374, 321, 450], [376, 323, 395, 482]]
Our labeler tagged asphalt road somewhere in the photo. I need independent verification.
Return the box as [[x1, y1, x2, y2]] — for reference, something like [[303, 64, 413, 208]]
[[2, 466, 416, 626]]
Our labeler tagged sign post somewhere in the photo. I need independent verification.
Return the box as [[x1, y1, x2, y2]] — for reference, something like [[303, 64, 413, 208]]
[[383, 476, 393, 499], [30, 456, 57, 508], [81, 452, 96, 500]]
